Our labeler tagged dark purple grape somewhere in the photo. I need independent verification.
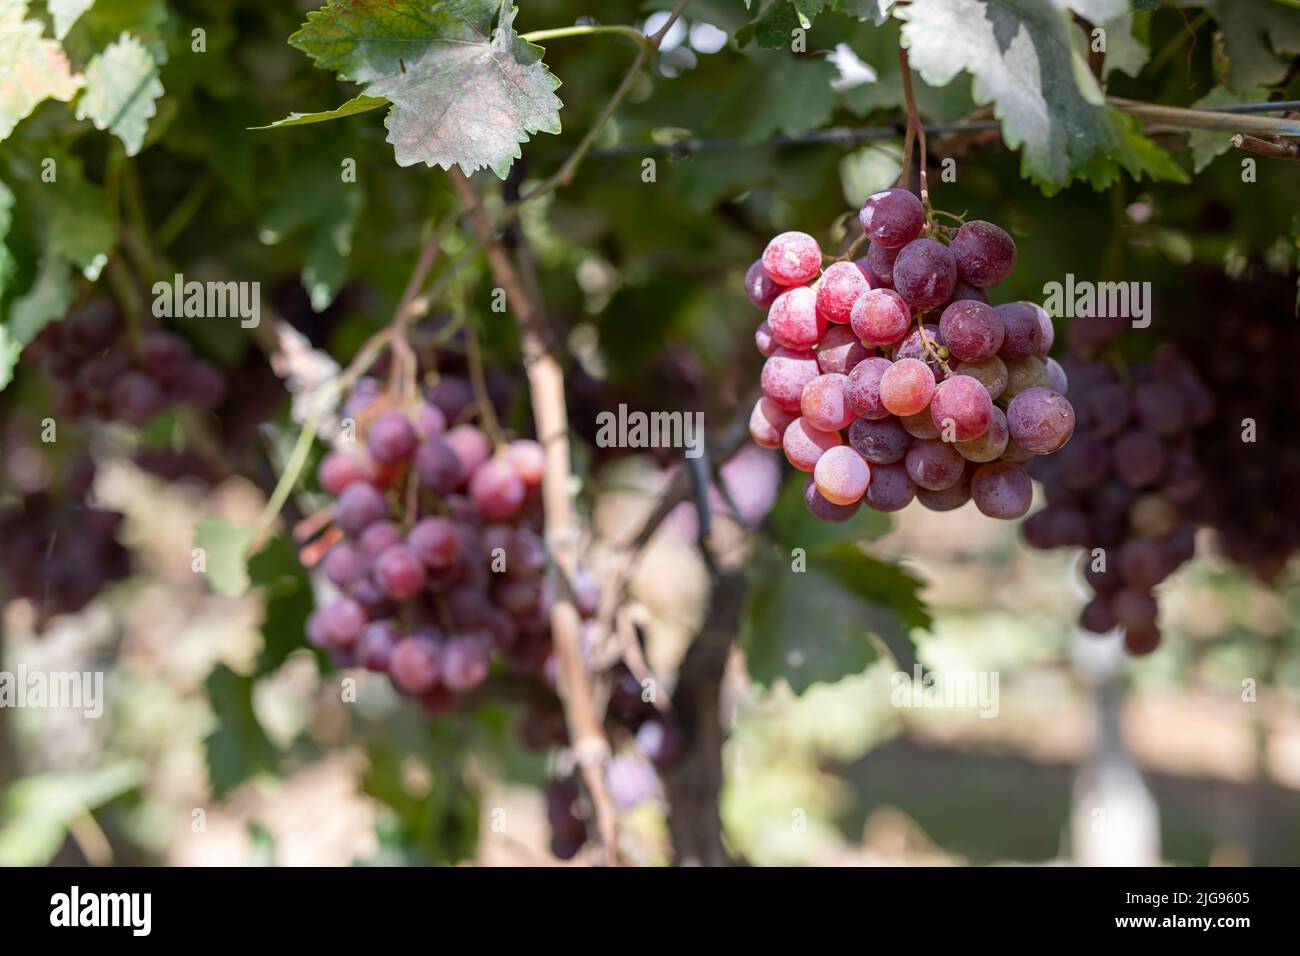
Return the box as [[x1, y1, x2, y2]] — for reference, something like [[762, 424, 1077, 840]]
[[994, 303, 1044, 360], [110, 373, 166, 425], [938, 300, 1004, 363], [804, 477, 860, 522], [862, 461, 915, 512], [744, 259, 782, 309], [408, 517, 459, 570], [864, 242, 899, 288], [1112, 431, 1166, 488], [335, 482, 389, 535], [892, 238, 957, 311], [374, 544, 427, 600], [905, 438, 965, 491], [367, 411, 417, 464], [390, 635, 443, 694], [950, 220, 1017, 288], [848, 415, 912, 464], [858, 189, 924, 250], [323, 542, 363, 589], [414, 437, 463, 493], [970, 461, 1032, 519]]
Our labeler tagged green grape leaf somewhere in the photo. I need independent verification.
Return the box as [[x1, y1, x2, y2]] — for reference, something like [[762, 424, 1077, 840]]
[[0, 763, 143, 866], [50, 0, 95, 40], [835, 15, 974, 120], [1188, 85, 1270, 172], [1202, 0, 1300, 89], [253, 93, 389, 130], [203, 664, 279, 798], [1100, 11, 1150, 78], [1105, 106, 1188, 184], [195, 517, 254, 597], [288, 0, 561, 177], [769, 472, 891, 552], [248, 535, 317, 675], [75, 31, 164, 156], [0, 1, 83, 142], [0, 178, 14, 304], [716, 53, 838, 142], [0, 325, 19, 390], [6, 253, 75, 347]]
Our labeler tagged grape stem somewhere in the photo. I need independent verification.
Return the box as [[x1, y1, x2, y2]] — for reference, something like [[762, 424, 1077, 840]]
[[520, 24, 653, 53], [449, 167, 624, 866], [455, 289, 507, 448], [897, 46, 932, 223], [915, 309, 952, 380]]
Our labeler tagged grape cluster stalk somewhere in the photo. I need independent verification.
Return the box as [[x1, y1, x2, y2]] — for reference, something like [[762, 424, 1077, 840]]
[[748, 188, 1075, 522]]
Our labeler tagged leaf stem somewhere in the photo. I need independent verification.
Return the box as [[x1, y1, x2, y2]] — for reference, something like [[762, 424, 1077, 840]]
[[521, 24, 653, 52]]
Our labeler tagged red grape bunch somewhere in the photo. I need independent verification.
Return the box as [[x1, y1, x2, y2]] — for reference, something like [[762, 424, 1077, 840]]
[[1021, 348, 1213, 655], [28, 300, 226, 425], [305, 378, 581, 714], [746, 188, 1074, 521]]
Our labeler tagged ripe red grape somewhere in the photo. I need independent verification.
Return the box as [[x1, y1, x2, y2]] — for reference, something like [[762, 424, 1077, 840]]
[[938, 300, 1004, 362], [815, 325, 871, 375], [804, 477, 861, 522], [864, 242, 900, 288], [892, 239, 957, 311], [319, 596, 366, 648], [755, 320, 777, 357], [815, 261, 870, 325], [813, 445, 871, 505], [441, 635, 491, 690], [994, 302, 1044, 360], [446, 424, 491, 479], [367, 411, 418, 464], [800, 373, 855, 431], [954, 404, 1008, 462], [858, 188, 924, 249], [970, 461, 1032, 519], [851, 288, 911, 347], [744, 258, 782, 309], [950, 220, 1017, 287], [390, 635, 443, 694], [415, 437, 463, 493], [929, 374, 993, 442], [768, 285, 825, 350], [879, 358, 936, 417], [335, 482, 389, 535], [470, 457, 526, 520], [761, 231, 822, 286], [862, 461, 915, 512], [846, 356, 893, 420], [761, 347, 819, 412], [848, 415, 912, 464], [915, 470, 972, 511], [905, 438, 965, 491], [749, 396, 797, 449], [1006, 387, 1075, 454], [782, 417, 841, 472]]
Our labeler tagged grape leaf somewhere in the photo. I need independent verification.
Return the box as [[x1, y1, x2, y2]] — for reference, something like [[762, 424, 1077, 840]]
[[203, 664, 279, 798], [1202, 0, 1300, 89], [195, 517, 254, 597], [253, 93, 388, 130], [1100, 10, 1150, 78], [288, 0, 561, 177], [248, 535, 317, 675], [49, 0, 95, 40], [6, 253, 75, 348], [0, 763, 143, 866], [1188, 85, 1269, 172], [715, 53, 839, 142], [0, 1, 83, 143], [75, 31, 164, 156]]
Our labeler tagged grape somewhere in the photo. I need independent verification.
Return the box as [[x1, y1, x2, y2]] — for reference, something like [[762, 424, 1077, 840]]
[[181, 360, 227, 408], [915, 470, 972, 511], [782, 417, 842, 472], [945, 280, 989, 306], [744, 258, 782, 309], [905, 438, 965, 491], [319, 596, 366, 648], [635, 718, 685, 766], [800, 373, 855, 432], [994, 303, 1044, 360], [970, 462, 1032, 519], [139, 332, 192, 381], [768, 286, 826, 350], [850, 288, 911, 347], [864, 243, 900, 288], [1118, 538, 1171, 590], [815, 325, 871, 375], [1079, 382, 1130, 438], [858, 188, 924, 249], [755, 320, 777, 357], [862, 461, 915, 512], [1133, 382, 1186, 437], [1045, 357, 1069, 394], [426, 376, 475, 423], [61, 300, 118, 354], [1079, 598, 1116, 634], [356, 621, 401, 672], [815, 261, 870, 325], [374, 544, 427, 600], [804, 477, 861, 522], [950, 220, 1017, 287], [891, 324, 945, 382], [417, 402, 447, 439], [324, 542, 363, 589], [1123, 623, 1161, 656], [470, 457, 526, 520], [1054, 430, 1107, 490], [929, 375, 993, 442], [848, 415, 912, 464], [845, 356, 893, 420], [879, 358, 936, 417], [441, 635, 491, 690], [1006, 387, 1075, 454], [761, 347, 819, 412], [390, 635, 443, 694], [1112, 588, 1158, 629], [938, 300, 1004, 362], [506, 439, 545, 487], [365, 411, 417, 464], [749, 396, 797, 449], [892, 239, 957, 310], [761, 231, 822, 286], [955, 405, 1008, 462], [1002, 357, 1050, 401], [358, 519, 403, 558], [1112, 430, 1166, 488], [1034, 305, 1055, 357], [110, 373, 166, 425], [415, 437, 463, 493], [335, 482, 389, 535], [318, 452, 372, 495], [900, 407, 942, 439], [446, 424, 491, 479], [952, 357, 1008, 400], [505, 528, 548, 579], [813, 445, 871, 505]]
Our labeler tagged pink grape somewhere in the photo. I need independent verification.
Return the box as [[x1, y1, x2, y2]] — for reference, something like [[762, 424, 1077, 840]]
[[1045, 357, 1068, 394], [800, 373, 855, 432], [749, 396, 797, 449], [813, 445, 871, 505], [1006, 387, 1075, 454], [415, 437, 463, 493], [755, 320, 776, 356], [319, 596, 366, 648], [815, 325, 871, 375], [879, 358, 936, 417], [375, 544, 427, 600], [864, 243, 900, 288], [761, 347, 819, 411], [815, 261, 870, 325], [955, 404, 1009, 462], [762, 231, 822, 286], [782, 417, 842, 472], [441, 635, 491, 690], [318, 452, 373, 495], [892, 239, 957, 311], [417, 402, 447, 438], [938, 300, 1004, 362], [767, 286, 825, 350], [324, 542, 363, 589], [390, 636, 443, 695], [1034, 304, 1055, 357], [335, 482, 388, 535], [862, 461, 915, 512], [929, 374, 994, 442], [446, 424, 491, 479], [850, 288, 911, 347], [952, 357, 1008, 400], [950, 220, 1017, 287], [915, 473, 972, 512], [358, 520, 403, 558], [355, 622, 400, 672], [804, 477, 860, 522], [970, 462, 1032, 519], [470, 457, 526, 520], [408, 517, 460, 570], [858, 188, 924, 249], [744, 258, 782, 309], [367, 411, 417, 464], [905, 438, 965, 491], [848, 415, 912, 464], [506, 439, 545, 487], [845, 356, 893, 420], [994, 302, 1044, 360]]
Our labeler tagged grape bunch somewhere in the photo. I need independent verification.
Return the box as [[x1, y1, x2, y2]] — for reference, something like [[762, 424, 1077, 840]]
[[747, 188, 1074, 521], [0, 456, 130, 627], [304, 378, 575, 714], [1021, 348, 1212, 654], [28, 299, 226, 425]]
